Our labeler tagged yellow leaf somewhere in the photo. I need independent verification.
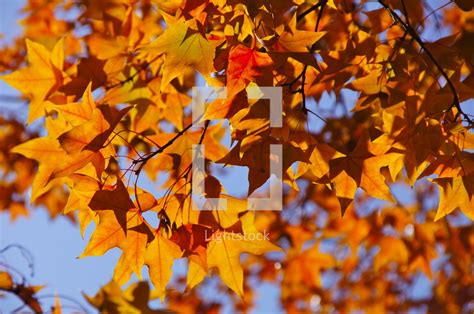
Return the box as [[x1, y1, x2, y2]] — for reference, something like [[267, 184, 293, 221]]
[[58, 105, 131, 154], [276, 15, 326, 52], [348, 70, 387, 95], [145, 21, 217, 89], [53, 82, 96, 126], [80, 209, 128, 257], [329, 135, 396, 214], [433, 176, 474, 221], [283, 245, 335, 292], [82, 181, 153, 283], [84, 280, 161, 313], [374, 236, 409, 271], [186, 260, 206, 290], [145, 232, 182, 301], [10, 137, 65, 163], [0, 39, 64, 122], [331, 170, 357, 214], [207, 228, 280, 297]]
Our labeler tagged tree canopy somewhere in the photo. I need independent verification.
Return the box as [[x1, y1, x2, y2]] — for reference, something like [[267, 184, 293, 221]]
[[1, 0, 473, 313]]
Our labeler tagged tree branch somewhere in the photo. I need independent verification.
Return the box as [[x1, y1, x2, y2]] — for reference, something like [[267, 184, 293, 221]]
[[133, 121, 195, 172], [287, 0, 327, 122], [105, 55, 161, 90], [378, 0, 473, 125], [297, 1, 323, 20]]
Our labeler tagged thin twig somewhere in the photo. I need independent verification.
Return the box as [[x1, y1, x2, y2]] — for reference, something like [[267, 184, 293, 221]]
[[130, 120, 198, 211], [289, 0, 327, 122], [0, 244, 34, 277], [105, 55, 160, 90], [378, 0, 472, 125], [297, 2, 323, 20], [133, 121, 195, 170]]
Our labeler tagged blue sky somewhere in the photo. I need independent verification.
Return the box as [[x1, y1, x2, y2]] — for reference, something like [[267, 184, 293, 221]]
[[0, 2, 281, 312], [0, 1, 125, 312], [1, 0, 473, 313]]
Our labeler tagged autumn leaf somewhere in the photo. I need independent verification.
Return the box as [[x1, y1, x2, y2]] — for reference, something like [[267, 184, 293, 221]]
[[1, 39, 65, 123], [10, 137, 65, 163], [170, 224, 210, 270], [205, 211, 281, 297], [81, 181, 153, 282], [53, 82, 96, 127], [329, 134, 397, 214], [270, 14, 326, 67], [145, 231, 182, 301], [374, 236, 409, 271], [142, 20, 219, 89], [84, 280, 166, 314], [0, 271, 44, 314], [186, 260, 207, 290], [10, 137, 67, 200], [275, 24, 326, 53], [2, 1, 474, 312], [282, 244, 335, 297], [432, 176, 474, 221], [58, 99, 132, 155], [226, 45, 273, 95], [206, 229, 280, 297]]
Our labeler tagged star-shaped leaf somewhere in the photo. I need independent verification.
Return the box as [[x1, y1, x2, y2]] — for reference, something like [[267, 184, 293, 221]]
[[1, 39, 65, 123]]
